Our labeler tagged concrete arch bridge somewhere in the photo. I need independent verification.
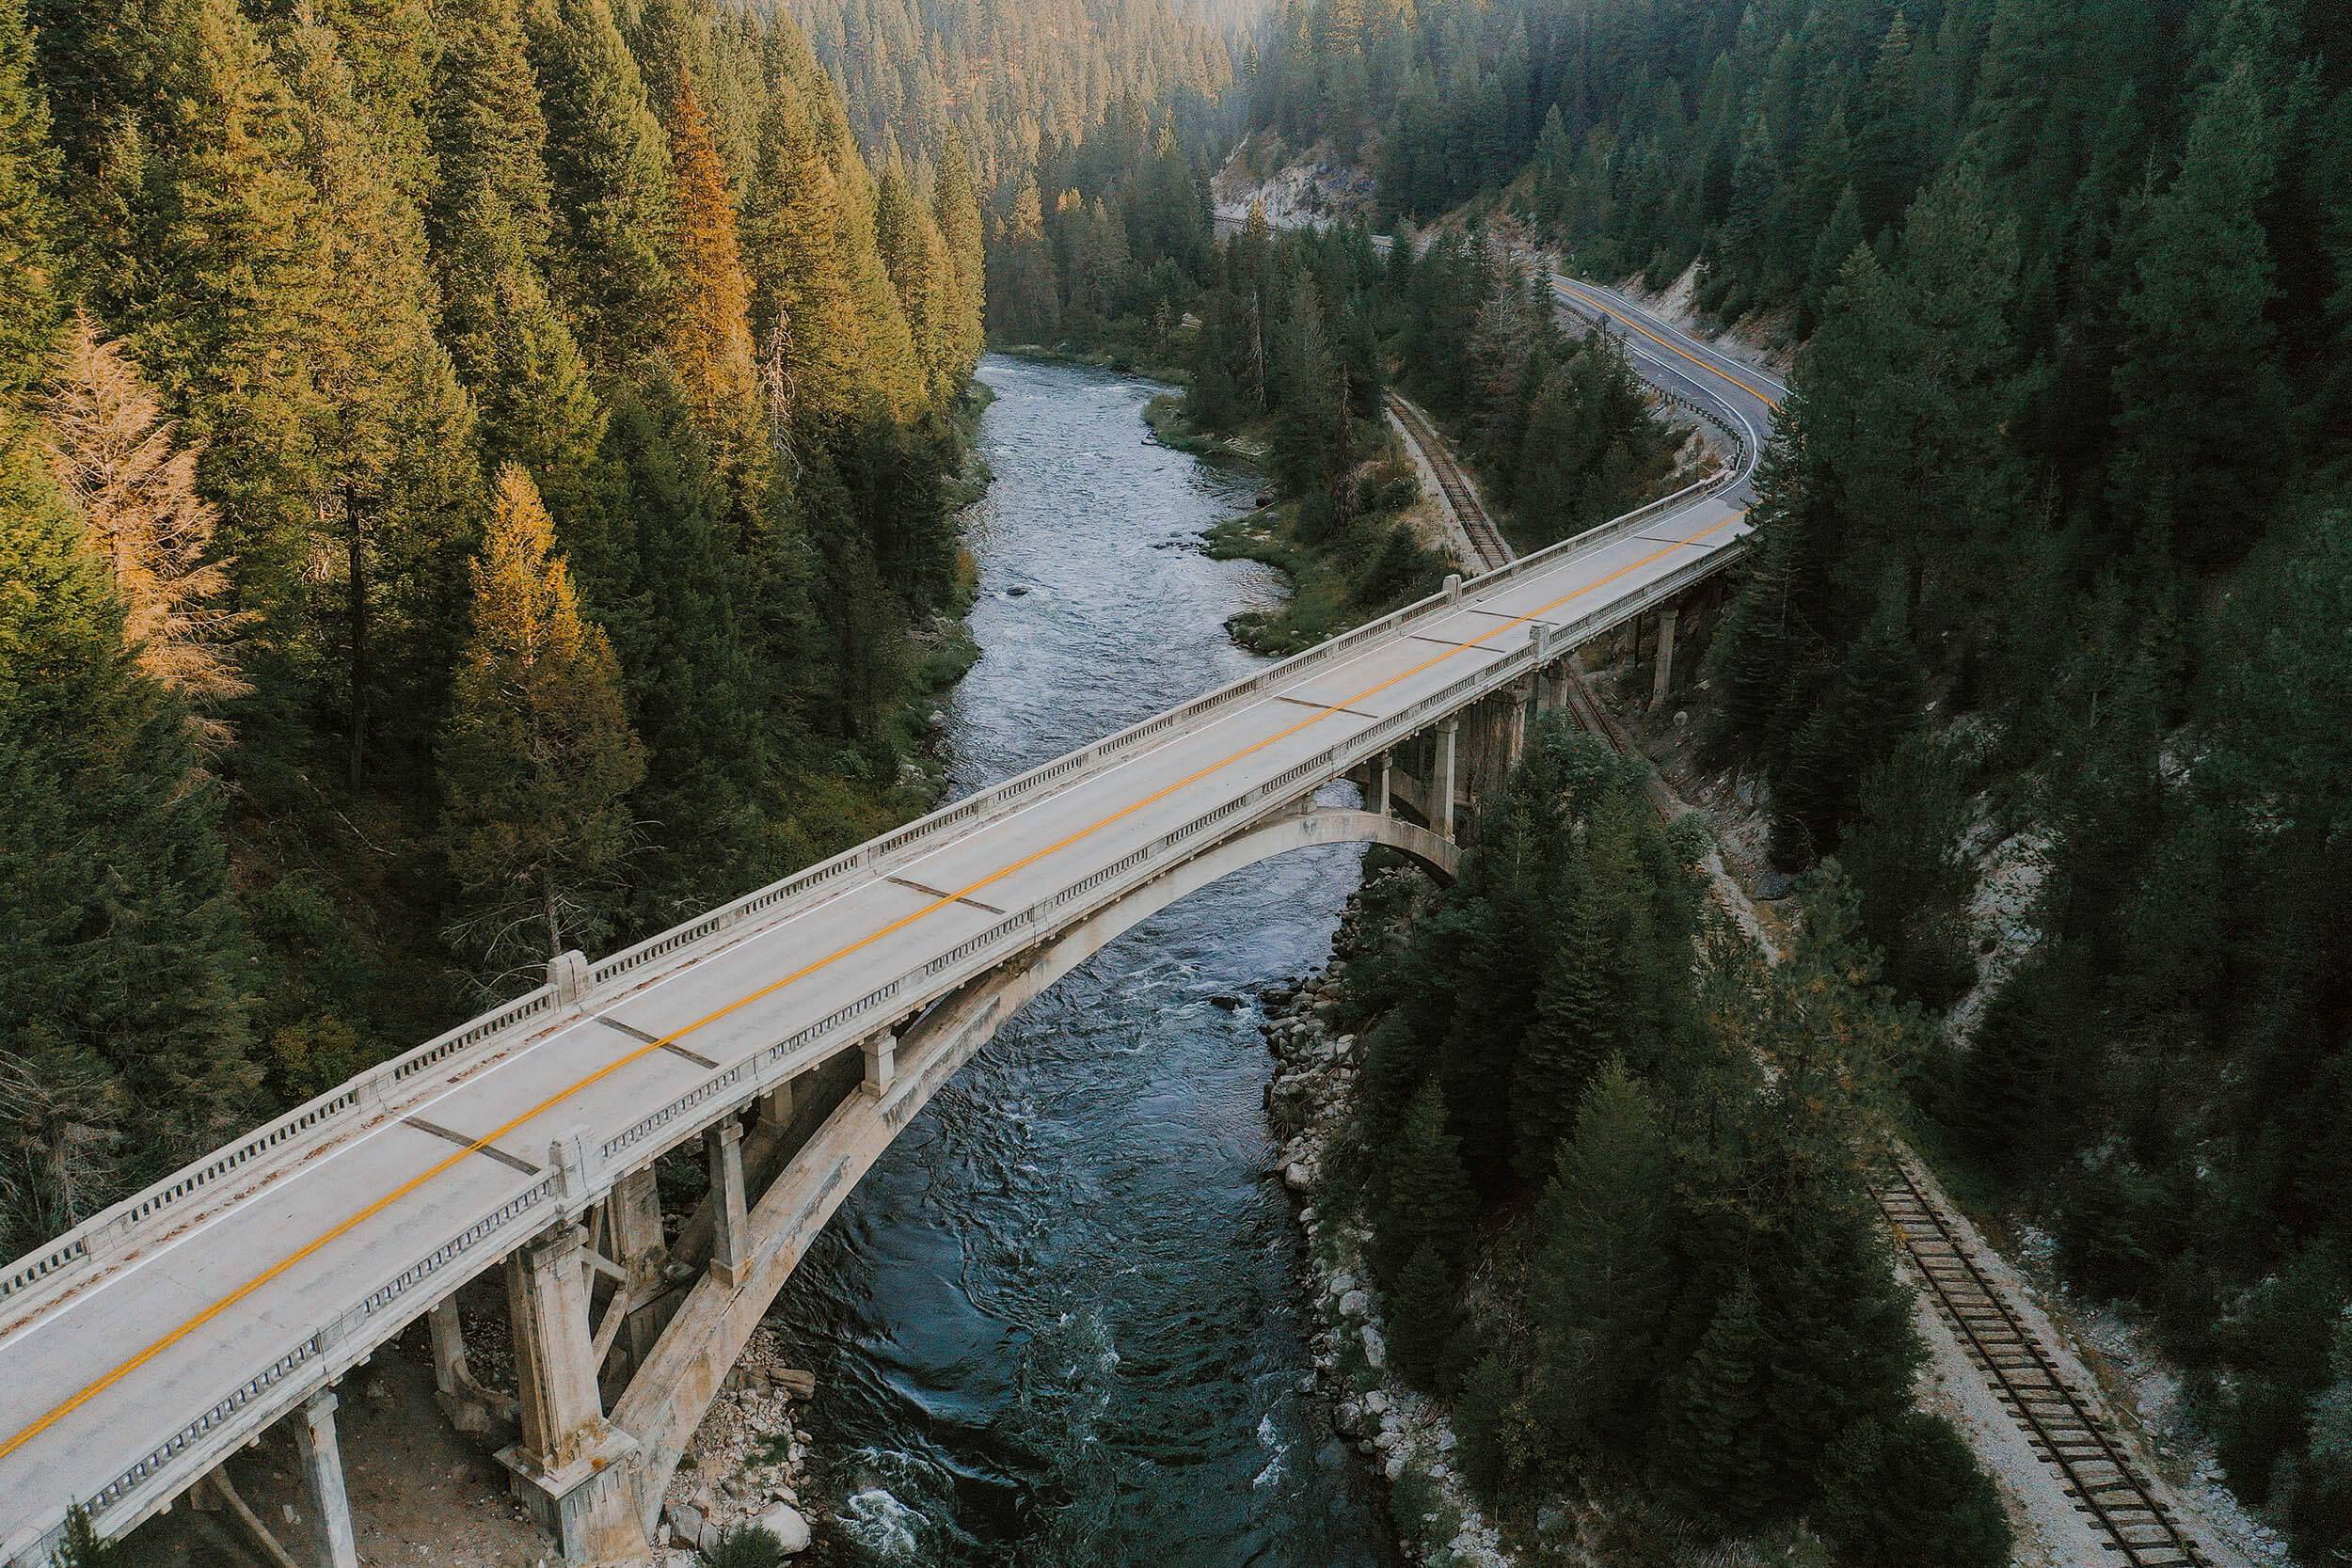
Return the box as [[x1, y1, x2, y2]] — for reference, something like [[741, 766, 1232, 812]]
[[0, 276, 1778, 1568]]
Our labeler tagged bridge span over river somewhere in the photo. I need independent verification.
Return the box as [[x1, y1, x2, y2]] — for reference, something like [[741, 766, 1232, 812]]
[[0, 268, 1780, 1567]]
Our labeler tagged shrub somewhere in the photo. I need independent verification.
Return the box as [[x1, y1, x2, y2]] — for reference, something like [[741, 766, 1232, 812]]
[[1817, 1411, 2010, 1568], [696, 1524, 783, 1568]]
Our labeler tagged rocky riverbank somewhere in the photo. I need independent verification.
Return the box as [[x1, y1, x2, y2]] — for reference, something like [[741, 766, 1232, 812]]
[[1259, 864, 1509, 1568], [653, 1326, 818, 1561]]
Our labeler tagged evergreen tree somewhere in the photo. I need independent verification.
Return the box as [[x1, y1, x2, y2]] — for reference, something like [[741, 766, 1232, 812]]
[[1654, 1274, 1773, 1524], [530, 0, 674, 367], [438, 466, 644, 978], [282, 13, 484, 791], [1386, 1240, 1459, 1389], [1377, 1077, 1474, 1284], [437, 183, 612, 545], [930, 135, 985, 381], [0, 430, 256, 1244], [874, 162, 960, 403], [1529, 1059, 1677, 1452], [985, 176, 1060, 347], [426, 0, 554, 259], [2109, 58, 2290, 566], [119, 0, 326, 675], [1511, 871, 1614, 1178], [0, 0, 57, 401]]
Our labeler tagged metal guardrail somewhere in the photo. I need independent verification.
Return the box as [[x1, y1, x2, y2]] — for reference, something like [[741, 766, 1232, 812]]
[[2, 368, 1761, 1564]]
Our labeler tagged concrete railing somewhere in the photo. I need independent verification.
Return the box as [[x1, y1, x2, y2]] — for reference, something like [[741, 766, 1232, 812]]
[[3, 416, 1757, 1564]]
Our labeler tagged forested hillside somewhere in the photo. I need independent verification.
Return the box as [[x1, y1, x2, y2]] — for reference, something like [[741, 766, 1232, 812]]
[[1248, 0, 2352, 1551], [0, 0, 983, 1258], [787, 0, 1246, 187]]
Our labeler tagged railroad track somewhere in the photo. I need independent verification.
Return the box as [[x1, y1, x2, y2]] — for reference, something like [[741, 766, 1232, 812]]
[[1386, 394, 1515, 570], [1871, 1151, 2206, 1568]]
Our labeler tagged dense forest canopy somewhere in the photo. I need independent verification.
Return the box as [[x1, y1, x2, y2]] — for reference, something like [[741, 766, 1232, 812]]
[[0, 0, 985, 1255], [1243, 0, 2352, 1551], [786, 0, 1250, 188]]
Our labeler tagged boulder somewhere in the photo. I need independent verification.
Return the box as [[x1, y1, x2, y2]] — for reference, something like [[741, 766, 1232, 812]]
[[1360, 1324, 1388, 1369], [755, 1503, 813, 1556], [767, 1368, 818, 1399], [1337, 1290, 1370, 1320], [1282, 1161, 1315, 1193], [663, 1502, 706, 1551]]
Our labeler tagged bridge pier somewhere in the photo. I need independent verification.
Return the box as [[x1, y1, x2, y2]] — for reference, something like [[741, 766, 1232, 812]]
[[1649, 603, 1680, 708], [862, 1029, 898, 1098], [605, 1166, 668, 1370], [1433, 721, 1457, 838], [1372, 751, 1391, 816], [704, 1122, 751, 1288], [498, 1224, 644, 1564], [427, 1297, 516, 1433], [293, 1391, 358, 1568]]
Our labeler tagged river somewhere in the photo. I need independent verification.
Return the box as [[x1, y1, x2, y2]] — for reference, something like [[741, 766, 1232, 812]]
[[768, 355, 1398, 1567]]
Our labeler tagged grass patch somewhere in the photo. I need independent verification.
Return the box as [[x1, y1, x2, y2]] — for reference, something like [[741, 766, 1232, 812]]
[[1204, 501, 1359, 655]]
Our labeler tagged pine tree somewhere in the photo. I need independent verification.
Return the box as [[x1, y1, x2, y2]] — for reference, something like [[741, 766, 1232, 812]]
[[873, 162, 959, 404], [41, 314, 251, 731], [529, 0, 675, 367], [1653, 1274, 1773, 1525], [1387, 1239, 1460, 1390], [2109, 58, 2289, 566], [985, 176, 1061, 346], [0, 0, 57, 402], [437, 183, 612, 548], [427, 0, 555, 259], [598, 375, 770, 906], [0, 432, 256, 1239], [663, 80, 760, 451], [1511, 872, 1615, 1179], [1377, 1077, 1475, 1285], [283, 14, 484, 791], [121, 0, 326, 668], [930, 135, 985, 382], [438, 466, 644, 979], [1529, 1059, 1677, 1451]]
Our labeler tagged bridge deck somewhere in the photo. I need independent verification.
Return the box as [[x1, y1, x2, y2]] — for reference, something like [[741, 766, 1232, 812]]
[[0, 266, 1767, 1562]]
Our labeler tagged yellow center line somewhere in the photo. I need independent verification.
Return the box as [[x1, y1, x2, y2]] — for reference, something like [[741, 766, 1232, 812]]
[[1551, 279, 1784, 412], [1, 509, 1743, 1469]]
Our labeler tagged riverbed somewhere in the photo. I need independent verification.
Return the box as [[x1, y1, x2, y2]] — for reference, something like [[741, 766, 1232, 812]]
[[767, 355, 1398, 1567]]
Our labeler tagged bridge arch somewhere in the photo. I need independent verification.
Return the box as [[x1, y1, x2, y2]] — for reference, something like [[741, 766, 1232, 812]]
[[610, 807, 1454, 1532]]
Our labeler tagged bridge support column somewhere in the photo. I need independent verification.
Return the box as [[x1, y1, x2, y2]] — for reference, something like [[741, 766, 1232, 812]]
[[606, 1165, 667, 1368], [293, 1391, 358, 1568], [428, 1298, 515, 1433], [705, 1120, 751, 1288], [499, 1225, 642, 1564], [1433, 721, 1457, 839], [1372, 752, 1391, 816], [1650, 604, 1680, 708], [862, 1029, 898, 1098]]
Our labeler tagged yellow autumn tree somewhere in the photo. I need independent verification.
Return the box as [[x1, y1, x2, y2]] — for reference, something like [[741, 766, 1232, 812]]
[[438, 464, 645, 981], [42, 312, 252, 739], [662, 80, 760, 452]]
